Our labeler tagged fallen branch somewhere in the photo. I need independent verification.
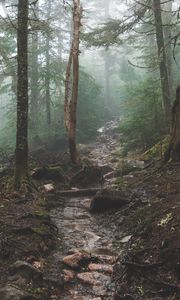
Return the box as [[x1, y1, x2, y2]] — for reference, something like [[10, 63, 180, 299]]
[[56, 188, 100, 197], [123, 260, 162, 270]]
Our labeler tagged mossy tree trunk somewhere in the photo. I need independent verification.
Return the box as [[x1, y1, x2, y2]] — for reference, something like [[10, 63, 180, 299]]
[[165, 86, 180, 161], [15, 0, 29, 189]]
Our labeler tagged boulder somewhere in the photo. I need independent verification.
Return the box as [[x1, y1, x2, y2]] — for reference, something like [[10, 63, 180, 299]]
[[10, 260, 43, 281], [71, 165, 103, 187], [31, 166, 64, 182], [90, 189, 129, 213]]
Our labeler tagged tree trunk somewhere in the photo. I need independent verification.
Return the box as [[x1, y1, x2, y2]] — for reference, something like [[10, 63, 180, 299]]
[[162, 0, 173, 99], [64, 43, 73, 131], [15, 0, 29, 189], [153, 0, 171, 125], [104, 0, 111, 107], [64, 0, 81, 164], [164, 86, 180, 161], [30, 31, 39, 131], [30, 2, 39, 132], [45, 0, 51, 135]]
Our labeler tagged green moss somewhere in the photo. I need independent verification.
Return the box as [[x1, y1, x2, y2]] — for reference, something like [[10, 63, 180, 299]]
[[141, 135, 170, 161]]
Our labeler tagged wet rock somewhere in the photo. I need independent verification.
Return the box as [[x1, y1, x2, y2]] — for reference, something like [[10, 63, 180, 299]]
[[31, 166, 64, 182], [88, 263, 113, 274], [92, 254, 117, 265], [120, 235, 132, 243], [70, 165, 103, 187], [63, 251, 90, 269], [77, 271, 110, 286], [43, 183, 55, 192], [63, 269, 75, 283], [0, 284, 27, 300], [90, 188, 129, 213], [10, 260, 43, 281]]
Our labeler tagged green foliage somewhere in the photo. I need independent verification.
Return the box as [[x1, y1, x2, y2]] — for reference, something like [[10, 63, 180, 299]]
[[119, 77, 166, 153], [77, 69, 103, 141]]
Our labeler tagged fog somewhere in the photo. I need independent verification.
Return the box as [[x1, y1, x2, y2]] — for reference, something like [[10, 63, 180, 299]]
[[0, 0, 179, 151]]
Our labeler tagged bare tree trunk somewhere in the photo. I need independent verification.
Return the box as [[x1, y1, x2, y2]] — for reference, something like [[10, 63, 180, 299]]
[[64, 0, 81, 164], [15, 0, 29, 189], [45, 0, 51, 136], [153, 0, 171, 125], [165, 86, 180, 161]]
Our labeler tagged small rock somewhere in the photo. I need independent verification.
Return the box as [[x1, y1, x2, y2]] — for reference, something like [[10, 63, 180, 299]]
[[63, 269, 75, 283], [43, 183, 55, 192], [63, 251, 90, 269], [91, 254, 117, 265], [120, 235, 132, 243], [88, 263, 113, 274], [77, 271, 110, 286]]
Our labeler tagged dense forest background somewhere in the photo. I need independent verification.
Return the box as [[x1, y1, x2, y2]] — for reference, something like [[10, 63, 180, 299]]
[[0, 0, 179, 185]]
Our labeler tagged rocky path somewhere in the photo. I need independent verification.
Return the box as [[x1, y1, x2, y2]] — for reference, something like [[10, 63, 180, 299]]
[[50, 118, 122, 299]]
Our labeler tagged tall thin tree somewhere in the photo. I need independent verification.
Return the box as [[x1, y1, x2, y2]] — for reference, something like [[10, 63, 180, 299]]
[[15, 0, 29, 189], [153, 0, 171, 124], [64, 0, 82, 164]]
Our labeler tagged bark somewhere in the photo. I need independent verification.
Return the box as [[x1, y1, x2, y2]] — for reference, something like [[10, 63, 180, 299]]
[[15, 0, 29, 189], [104, 0, 111, 107], [153, 0, 171, 124], [64, 43, 73, 131], [164, 86, 180, 161], [30, 30, 39, 131], [64, 0, 81, 164], [30, 1, 39, 132], [162, 0, 173, 99], [104, 48, 111, 107], [45, 0, 51, 135]]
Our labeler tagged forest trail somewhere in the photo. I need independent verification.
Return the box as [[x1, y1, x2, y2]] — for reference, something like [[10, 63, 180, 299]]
[[49, 117, 125, 299]]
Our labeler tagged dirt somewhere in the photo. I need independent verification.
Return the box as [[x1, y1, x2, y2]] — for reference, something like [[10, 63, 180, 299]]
[[0, 118, 179, 300], [112, 161, 180, 300]]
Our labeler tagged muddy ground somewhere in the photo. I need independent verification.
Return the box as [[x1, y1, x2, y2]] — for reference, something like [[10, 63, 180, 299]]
[[0, 120, 179, 299]]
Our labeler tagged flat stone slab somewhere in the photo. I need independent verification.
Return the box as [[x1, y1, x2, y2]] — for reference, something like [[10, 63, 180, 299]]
[[91, 254, 117, 265], [77, 271, 111, 286], [63, 251, 90, 269], [88, 263, 113, 274]]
